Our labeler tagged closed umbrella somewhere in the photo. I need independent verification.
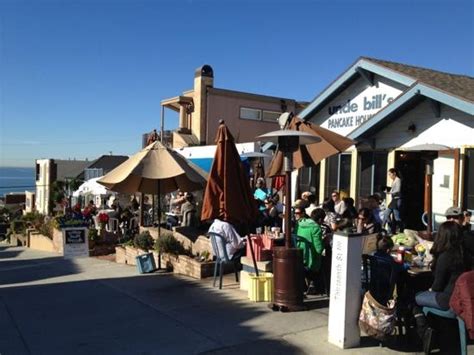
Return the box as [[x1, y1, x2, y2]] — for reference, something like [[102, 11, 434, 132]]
[[201, 121, 258, 225], [267, 116, 355, 177]]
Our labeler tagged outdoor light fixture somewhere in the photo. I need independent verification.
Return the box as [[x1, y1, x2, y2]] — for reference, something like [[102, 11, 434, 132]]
[[257, 126, 320, 312]]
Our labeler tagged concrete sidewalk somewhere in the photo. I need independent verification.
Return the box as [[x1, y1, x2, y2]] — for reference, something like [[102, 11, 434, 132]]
[[0, 246, 470, 354]]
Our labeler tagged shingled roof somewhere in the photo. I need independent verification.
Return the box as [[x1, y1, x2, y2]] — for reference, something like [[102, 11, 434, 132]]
[[362, 57, 474, 102]]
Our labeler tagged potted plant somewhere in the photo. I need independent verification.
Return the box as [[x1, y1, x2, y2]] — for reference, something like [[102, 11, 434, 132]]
[[88, 228, 98, 249], [98, 212, 109, 230]]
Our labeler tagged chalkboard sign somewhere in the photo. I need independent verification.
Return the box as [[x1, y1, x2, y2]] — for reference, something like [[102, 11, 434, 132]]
[[65, 229, 86, 244], [63, 227, 89, 258]]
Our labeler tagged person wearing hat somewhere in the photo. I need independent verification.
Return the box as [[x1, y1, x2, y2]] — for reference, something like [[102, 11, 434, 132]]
[[445, 206, 463, 222]]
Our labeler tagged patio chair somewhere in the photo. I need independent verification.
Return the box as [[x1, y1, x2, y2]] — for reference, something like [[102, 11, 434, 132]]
[[362, 254, 397, 306], [422, 307, 467, 355], [182, 210, 198, 227], [106, 218, 120, 233], [208, 231, 240, 289]]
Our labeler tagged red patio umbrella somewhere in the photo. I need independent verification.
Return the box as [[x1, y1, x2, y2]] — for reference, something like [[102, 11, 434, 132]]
[[201, 121, 258, 225]]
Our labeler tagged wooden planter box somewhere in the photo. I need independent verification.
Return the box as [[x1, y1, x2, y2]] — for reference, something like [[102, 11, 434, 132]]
[[158, 252, 215, 280], [115, 245, 148, 266]]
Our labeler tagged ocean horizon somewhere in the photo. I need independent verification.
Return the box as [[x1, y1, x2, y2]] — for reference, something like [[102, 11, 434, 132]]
[[0, 167, 36, 198]]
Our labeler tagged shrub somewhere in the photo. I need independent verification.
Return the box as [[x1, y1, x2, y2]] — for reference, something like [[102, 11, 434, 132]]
[[11, 220, 26, 234], [88, 228, 99, 242], [37, 219, 54, 239], [154, 234, 185, 256], [133, 231, 154, 251]]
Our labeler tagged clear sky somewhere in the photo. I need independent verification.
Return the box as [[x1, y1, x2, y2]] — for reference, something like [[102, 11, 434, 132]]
[[1, 0, 473, 167]]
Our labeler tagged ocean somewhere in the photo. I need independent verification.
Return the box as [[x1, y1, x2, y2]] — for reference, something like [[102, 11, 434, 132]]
[[0, 167, 36, 198]]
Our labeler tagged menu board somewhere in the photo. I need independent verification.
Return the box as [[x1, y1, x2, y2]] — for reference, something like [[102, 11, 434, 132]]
[[63, 228, 89, 258]]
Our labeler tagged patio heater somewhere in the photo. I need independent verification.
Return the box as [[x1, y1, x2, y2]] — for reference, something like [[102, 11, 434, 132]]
[[258, 129, 321, 312]]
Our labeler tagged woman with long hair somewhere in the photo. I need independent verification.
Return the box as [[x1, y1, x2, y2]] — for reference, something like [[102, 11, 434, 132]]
[[416, 221, 467, 309], [413, 221, 469, 349]]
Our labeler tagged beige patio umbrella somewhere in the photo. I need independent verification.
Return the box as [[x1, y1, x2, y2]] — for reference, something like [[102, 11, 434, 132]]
[[98, 141, 207, 268], [98, 141, 207, 194]]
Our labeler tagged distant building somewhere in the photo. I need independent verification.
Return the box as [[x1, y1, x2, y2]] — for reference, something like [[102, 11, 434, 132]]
[[35, 155, 128, 215], [161, 65, 307, 148], [35, 159, 91, 215]]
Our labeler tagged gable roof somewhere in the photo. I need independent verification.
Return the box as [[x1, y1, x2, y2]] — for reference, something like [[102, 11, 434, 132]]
[[86, 155, 128, 172], [299, 56, 474, 120], [54, 160, 91, 180], [361, 57, 474, 102]]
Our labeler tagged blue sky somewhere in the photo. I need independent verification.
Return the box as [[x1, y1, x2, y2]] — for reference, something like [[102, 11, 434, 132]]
[[1, 0, 473, 167]]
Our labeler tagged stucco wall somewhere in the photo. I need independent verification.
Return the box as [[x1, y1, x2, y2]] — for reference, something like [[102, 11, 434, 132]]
[[29, 233, 60, 253], [206, 90, 295, 143]]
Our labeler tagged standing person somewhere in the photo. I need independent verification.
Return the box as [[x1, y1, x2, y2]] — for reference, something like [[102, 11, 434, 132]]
[[382, 168, 403, 234]]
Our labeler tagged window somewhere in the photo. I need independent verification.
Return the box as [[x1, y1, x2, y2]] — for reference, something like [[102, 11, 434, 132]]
[[240, 107, 261, 121], [358, 151, 388, 198], [324, 153, 352, 198], [298, 165, 320, 200], [36, 164, 40, 181], [262, 110, 281, 122]]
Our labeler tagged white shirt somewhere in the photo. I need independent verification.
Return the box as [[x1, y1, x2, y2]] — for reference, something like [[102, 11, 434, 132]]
[[389, 177, 401, 196], [334, 200, 347, 216], [208, 219, 245, 259]]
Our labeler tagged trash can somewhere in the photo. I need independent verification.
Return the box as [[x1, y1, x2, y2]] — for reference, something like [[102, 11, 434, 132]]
[[136, 252, 156, 274]]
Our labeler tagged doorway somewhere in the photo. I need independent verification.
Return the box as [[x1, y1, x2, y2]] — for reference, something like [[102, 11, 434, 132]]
[[395, 151, 425, 231]]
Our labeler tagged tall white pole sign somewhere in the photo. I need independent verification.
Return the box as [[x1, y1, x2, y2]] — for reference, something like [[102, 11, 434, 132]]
[[328, 232, 363, 349]]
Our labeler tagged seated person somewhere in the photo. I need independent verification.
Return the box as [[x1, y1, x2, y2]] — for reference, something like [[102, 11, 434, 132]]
[[341, 197, 357, 220], [311, 208, 333, 250], [321, 198, 337, 231], [373, 233, 410, 272], [262, 198, 282, 228], [208, 218, 246, 260], [167, 190, 186, 227], [254, 177, 270, 211], [412, 221, 470, 344], [294, 207, 324, 291], [356, 207, 382, 235], [368, 234, 409, 305], [180, 193, 197, 227], [305, 193, 318, 218]]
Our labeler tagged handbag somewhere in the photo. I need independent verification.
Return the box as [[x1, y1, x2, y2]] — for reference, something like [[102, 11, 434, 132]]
[[359, 291, 397, 340]]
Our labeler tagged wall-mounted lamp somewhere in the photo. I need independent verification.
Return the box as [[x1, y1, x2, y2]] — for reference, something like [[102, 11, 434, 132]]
[[407, 123, 416, 133]]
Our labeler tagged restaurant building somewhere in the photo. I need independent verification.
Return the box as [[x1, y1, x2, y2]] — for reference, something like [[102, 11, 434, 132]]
[[298, 57, 474, 231]]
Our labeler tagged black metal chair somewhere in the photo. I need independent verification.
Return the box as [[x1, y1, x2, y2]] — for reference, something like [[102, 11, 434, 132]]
[[362, 254, 397, 306]]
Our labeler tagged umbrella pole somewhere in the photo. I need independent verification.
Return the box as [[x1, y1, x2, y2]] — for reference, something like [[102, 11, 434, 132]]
[[284, 153, 292, 248], [157, 181, 162, 270]]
